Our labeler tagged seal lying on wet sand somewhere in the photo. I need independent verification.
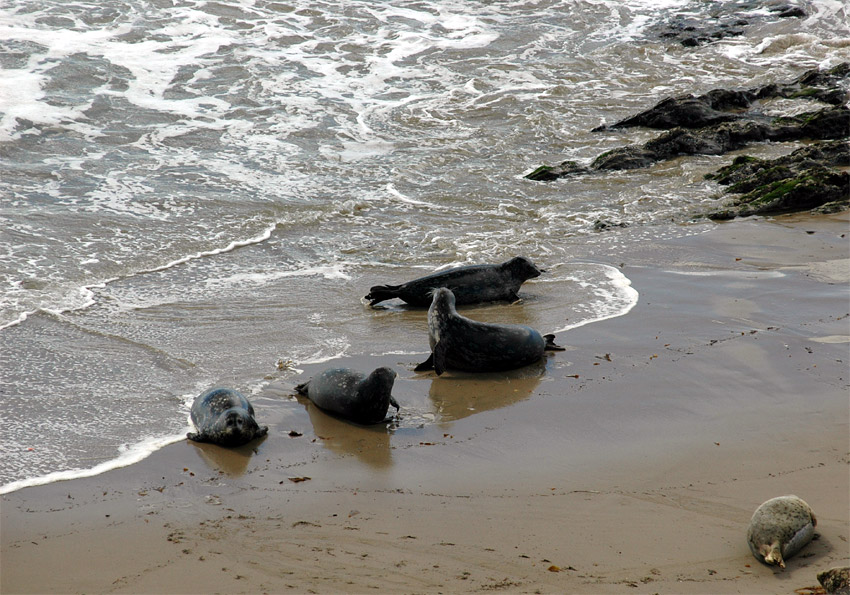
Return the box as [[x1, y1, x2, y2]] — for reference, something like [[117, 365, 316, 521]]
[[747, 495, 817, 569], [414, 287, 564, 375], [365, 256, 542, 307], [295, 367, 400, 424], [187, 388, 268, 447]]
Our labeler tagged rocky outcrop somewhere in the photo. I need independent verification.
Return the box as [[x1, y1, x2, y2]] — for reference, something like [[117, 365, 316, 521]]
[[525, 63, 849, 218], [525, 64, 849, 181], [525, 105, 849, 179], [704, 140, 849, 219], [648, 1, 806, 47], [595, 63, 849, 131]]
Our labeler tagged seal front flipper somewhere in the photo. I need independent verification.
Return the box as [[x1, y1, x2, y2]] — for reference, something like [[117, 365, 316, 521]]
[[544, 334, 566, 351], [432, 340, 449, 376], [379, 395, 401, 423], [365, 284, 401, 307], [414, 353, 434, 372], [186, 431, 207, 443]]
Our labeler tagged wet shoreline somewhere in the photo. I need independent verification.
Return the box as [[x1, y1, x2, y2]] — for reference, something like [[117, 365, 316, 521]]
[[3, 212, 848, 594]]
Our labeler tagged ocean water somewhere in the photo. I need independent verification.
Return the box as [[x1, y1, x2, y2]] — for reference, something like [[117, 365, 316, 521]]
[[1, 0, 847, 493]]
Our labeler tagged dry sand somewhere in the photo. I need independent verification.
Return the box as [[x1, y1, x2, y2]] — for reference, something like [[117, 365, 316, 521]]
[[2, 213, 849, 594]]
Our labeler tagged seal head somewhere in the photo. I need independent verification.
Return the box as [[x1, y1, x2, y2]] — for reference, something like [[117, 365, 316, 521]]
[[295, 367, 400, 425], [187, 388, 268, 447], [365, 256, 543, 307], [747, 495, 817, 569], [414, 287, 564, 375]]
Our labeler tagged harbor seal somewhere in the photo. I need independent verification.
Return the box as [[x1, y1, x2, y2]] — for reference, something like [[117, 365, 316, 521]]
[[187, 388, 268, 447], [747, 495, 817, 569], [414, 287, 564, 375], [365, 256, 542, 307], [295, 367, 400, 424]]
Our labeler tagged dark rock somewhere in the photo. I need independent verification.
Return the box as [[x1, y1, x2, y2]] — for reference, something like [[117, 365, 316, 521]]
[[594, 89, 752, 131], [707, 140, 850, 188], [586, 107, 847, 173], [593, 219, 629, 232], [597, 63, 849, 132], [529, 105, 848, 179], [770, 106, 850, 141], [704, 140, 850, 219], [527, 65, 848, 183], [650, 15, 749, 47], [763, 62, 850, 105], [524, 161, 585, 181], [771, 5, 807, 18], [818, 567, 850, 594], [648, 2, 805, 47], [590, 147, 656, 171]]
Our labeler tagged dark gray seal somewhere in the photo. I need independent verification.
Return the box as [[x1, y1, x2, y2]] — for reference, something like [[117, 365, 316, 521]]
[[187, 388, 268, 447], [414, 287, 564, 375], [365, 256, 542, 307], [295, 367, 400, 424], [747, 495, 817, 569]]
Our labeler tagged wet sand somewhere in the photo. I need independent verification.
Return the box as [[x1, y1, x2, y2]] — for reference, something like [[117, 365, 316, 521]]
[[2, 213, 848, 594]]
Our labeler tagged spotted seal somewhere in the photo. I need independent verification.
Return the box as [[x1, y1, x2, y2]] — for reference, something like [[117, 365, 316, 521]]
[[187, 387, 268, 447], [747, 495, 817, 569], [365, 256, 542, 307], [414, 287, 564, 375], [295, 367, 400, 424]]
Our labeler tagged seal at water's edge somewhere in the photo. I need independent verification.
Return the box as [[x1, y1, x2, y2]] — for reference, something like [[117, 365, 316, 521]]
[[414, 287, 565, 375], [295, 367, 400, 425], [187, 388, 268, 447], [365, 256, 543, 307], [747, 495, 817, 569]]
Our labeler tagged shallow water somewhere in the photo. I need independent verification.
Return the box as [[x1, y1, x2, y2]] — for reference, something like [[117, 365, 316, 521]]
[[1, 0, 848, 492]]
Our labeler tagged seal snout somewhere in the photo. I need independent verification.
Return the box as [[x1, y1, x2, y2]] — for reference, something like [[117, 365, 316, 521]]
[[506, 256, 544, 279], [226, 411, 246, 430]]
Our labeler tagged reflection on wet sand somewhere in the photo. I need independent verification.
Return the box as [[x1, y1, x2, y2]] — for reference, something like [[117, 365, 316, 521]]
[[301, 399, 394, 469], [189, 436, 266, 476], [427, 359, 546, 421]]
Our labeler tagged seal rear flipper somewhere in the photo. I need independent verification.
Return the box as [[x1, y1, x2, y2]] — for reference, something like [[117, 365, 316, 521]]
[[365, 284, 401, 306], [414, 353, 434, 372], [544, 334, 566, 351], [294, 381, 309, 395]]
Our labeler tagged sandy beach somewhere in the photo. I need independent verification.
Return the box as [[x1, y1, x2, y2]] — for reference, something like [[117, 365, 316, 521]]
[[2, 212, 848, 595]]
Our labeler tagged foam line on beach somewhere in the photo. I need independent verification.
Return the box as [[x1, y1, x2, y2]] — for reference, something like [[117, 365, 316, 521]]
[[551, 264, 639, 334], [0, 222, 279, 331], [0, 431, 190, 496]]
